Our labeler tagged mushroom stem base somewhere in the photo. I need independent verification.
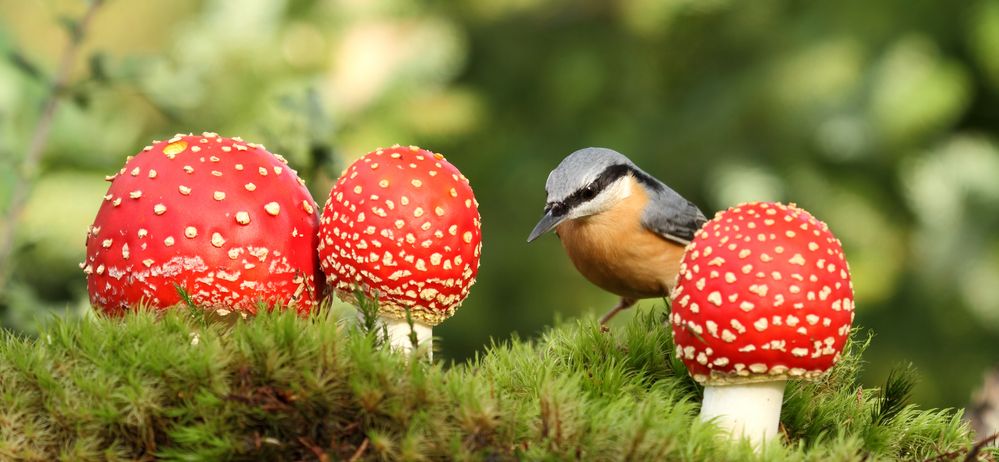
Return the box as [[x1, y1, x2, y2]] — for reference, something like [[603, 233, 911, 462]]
[[699, 380, 787, 449], [379, 315, 433, 360]]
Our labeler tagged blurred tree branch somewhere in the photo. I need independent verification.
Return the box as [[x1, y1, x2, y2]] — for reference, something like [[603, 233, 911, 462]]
[[0, 0, 104, 295], [969, 364, 999, 443]]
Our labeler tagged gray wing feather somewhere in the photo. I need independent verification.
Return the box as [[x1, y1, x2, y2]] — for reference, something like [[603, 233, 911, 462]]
[[640, 182, 707, 245]]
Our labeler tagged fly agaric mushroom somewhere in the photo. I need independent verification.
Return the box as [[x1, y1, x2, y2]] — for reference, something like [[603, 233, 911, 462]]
[[84, 133, 323, 316], [317, 145, 482, 357], [670, 202, 854, 447]]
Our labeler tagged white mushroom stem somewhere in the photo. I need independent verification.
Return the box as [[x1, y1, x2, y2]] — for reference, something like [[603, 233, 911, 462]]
[[379, 315, 433, 360], [699, 380, 787, 449]]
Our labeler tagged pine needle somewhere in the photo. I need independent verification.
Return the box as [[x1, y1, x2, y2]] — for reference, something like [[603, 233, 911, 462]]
[[871, 363, 916, 427]]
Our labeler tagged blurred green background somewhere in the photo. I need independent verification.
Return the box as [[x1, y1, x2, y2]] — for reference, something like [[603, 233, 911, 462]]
[[2, 0, 998, 410]]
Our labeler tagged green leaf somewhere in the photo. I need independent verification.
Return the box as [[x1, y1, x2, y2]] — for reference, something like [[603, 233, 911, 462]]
[[6, 50, 45, 82]]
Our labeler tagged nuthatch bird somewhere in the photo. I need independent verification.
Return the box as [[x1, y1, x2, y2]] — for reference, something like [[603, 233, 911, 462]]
[[527, 147, 707, 324]]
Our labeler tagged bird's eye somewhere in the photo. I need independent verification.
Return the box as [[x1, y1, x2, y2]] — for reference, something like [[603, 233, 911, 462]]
[[581, 185, 597, 200]]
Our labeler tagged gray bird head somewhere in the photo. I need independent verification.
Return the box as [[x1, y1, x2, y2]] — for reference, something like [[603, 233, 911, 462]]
[[527, 147, 640, 242]]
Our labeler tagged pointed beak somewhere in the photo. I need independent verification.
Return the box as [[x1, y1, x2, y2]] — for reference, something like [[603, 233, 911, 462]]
[[527, 211, 565, 242]]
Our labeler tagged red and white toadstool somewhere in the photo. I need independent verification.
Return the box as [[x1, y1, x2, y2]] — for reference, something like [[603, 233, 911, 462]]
[[670, 202, 854, 447], [317, 145, 482, 357], [84, 133, 323, 316]]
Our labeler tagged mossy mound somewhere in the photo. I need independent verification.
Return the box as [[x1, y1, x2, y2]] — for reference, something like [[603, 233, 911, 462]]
[[0, 306, 986, 461]]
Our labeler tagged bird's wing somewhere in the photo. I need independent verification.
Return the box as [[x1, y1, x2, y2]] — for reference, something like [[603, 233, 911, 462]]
[[639, 180, 707, 246]]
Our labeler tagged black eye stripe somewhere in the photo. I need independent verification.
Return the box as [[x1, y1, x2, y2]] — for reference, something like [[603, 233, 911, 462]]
[[545, 163, 662, 216]]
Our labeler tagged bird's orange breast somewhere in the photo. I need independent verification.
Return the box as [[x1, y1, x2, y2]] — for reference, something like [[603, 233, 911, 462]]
[[555, 176, 686, 300]]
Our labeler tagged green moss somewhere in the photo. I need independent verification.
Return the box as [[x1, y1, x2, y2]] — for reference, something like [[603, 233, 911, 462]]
[[0, 306, 988, 461]]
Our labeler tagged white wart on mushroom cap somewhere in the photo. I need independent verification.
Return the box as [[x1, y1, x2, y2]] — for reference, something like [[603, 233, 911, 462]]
[[317, 145, 482, 326], [670, 202, 855, 384], [84, 133, 323, 315]]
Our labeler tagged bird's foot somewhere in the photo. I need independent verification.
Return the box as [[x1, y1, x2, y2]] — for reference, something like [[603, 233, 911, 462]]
[[598, 297, 637, 325]]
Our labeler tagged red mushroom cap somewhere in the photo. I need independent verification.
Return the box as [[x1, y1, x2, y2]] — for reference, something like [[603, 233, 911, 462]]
[[670, 202, 854, 384], [84, 133, 323, 316], [317, 145, 482, 326]]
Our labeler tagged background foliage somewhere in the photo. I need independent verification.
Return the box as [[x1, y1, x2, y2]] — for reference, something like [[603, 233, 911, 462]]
[[1, 0, 998, 411]]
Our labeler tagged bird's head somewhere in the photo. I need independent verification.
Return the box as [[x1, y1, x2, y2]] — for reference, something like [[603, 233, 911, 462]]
[[527, 147, 638, 242]]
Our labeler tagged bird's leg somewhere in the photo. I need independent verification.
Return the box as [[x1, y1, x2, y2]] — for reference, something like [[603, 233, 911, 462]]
[[599, 297, 637, 325]]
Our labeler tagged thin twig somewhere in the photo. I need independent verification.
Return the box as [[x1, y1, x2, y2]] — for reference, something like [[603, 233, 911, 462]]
[[297, 436, 330, 462], [963, 433, 998, 462], [0, 0, 103, 294], [347, 438, 369, 462], [924, 432, 999, 462]]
